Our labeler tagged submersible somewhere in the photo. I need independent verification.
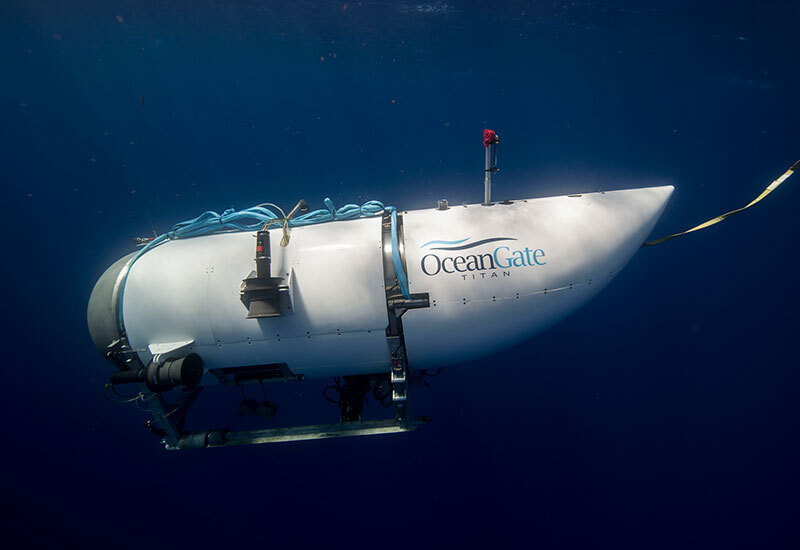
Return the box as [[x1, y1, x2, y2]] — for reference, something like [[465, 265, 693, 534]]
[[87, 130, 683, 450]]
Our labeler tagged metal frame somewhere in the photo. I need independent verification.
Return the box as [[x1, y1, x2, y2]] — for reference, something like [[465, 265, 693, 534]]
[[173, 417, 430, 449]]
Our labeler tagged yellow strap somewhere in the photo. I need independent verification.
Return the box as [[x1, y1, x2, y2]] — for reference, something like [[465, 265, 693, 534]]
[[643, 160, 800, 247]]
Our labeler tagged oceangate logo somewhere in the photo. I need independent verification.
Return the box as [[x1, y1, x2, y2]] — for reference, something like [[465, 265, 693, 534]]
[[419, 237, 546, 279]]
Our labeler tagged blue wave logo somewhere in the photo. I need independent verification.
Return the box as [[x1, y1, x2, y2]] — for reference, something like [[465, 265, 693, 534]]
[[420, 237, 517, 251]]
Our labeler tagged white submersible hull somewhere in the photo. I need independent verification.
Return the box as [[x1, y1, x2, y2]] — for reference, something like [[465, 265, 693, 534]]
[[88, 185, 673, 448]]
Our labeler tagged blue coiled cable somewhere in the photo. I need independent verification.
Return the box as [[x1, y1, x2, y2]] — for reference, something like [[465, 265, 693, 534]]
[[117, 198, 410, 330]]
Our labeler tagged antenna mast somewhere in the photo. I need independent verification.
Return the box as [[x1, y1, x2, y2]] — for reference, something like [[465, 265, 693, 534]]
[[483, 129, 500, 205]]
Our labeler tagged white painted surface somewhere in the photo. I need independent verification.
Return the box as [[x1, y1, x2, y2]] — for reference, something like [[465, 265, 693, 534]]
[[119, 186, 673, 378], [400, 186, 674, 367], [123, 217, 390, 377]]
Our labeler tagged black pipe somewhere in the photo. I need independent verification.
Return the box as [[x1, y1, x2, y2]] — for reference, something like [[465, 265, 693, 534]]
[[109, 368, 145, 385], [108, 354, 204, 393], [255, 229, 271, 277]]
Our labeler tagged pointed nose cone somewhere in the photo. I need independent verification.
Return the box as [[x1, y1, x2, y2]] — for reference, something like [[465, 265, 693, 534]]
[[399, 184, 676, 368], [621, 184, 674, 243], [596, 184, 674, 262], [558, 185, 673, 281]]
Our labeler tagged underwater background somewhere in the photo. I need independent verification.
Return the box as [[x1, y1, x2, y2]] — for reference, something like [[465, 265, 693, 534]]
[[2, 1, 799, 547]]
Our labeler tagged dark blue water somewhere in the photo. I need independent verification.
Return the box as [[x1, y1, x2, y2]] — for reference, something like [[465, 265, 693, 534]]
[[3, 1, 799, 547]]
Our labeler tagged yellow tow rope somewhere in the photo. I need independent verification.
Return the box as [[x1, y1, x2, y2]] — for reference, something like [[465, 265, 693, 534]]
[[643, 160, 800, 247]]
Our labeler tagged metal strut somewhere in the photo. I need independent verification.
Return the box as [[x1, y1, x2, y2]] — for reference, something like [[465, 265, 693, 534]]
[[381, 210, 430, 426], [174, 417, 431, 449]]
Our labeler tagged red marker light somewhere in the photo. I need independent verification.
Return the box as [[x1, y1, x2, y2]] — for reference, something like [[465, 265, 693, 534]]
[[483, 129, 498, 147]]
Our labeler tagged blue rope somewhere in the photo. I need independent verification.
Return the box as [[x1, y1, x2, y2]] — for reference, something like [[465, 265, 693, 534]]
[[132, 199, 387, 258], [116, 198, 410, 330]]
